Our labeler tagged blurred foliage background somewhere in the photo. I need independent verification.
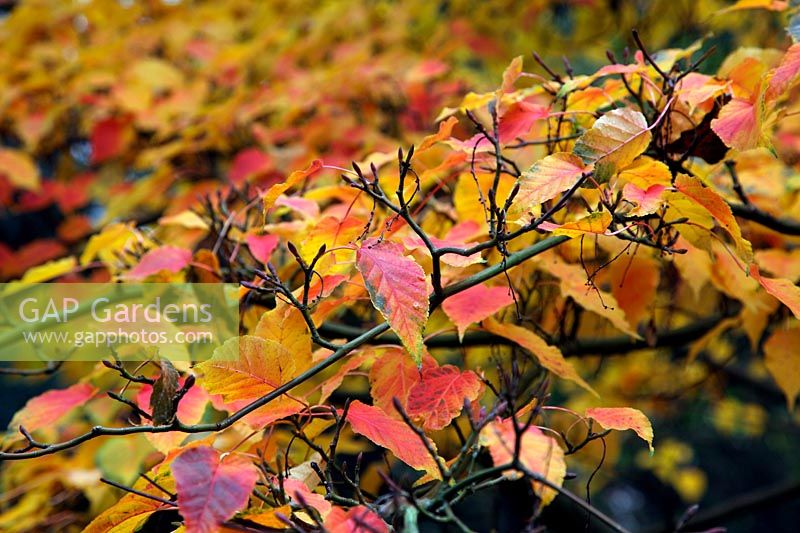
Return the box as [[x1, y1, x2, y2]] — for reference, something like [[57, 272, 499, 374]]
[[1, 1, 799, 531]]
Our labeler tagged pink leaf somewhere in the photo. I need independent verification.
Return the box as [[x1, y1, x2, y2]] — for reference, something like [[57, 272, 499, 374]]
[[442, 283, 514, 340], [173, 446, 258, 533], [356, 239, 428, 364], [126, 246, 192, 279], [10, 383, 96, 432], [498, 102, 549, 143], [229, 148, 273, 185], [246, 234, 280, 265]]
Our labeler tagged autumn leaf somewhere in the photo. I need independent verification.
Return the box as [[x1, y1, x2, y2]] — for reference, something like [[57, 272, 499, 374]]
[[0, 148, 40, 191], [417, 116, 459, 153], [675, 174, 753, 262], [172, 446, 258, 533], [324, 505, 389, 533], [9, 382, 96, 433], [573, 108, 652, 181], [345, 400, 442, 479], [406, 365, 483, 431], [509, 152, 588, 222], [369, 346, 434, 415], [586, 407, 654, 453], [148, 360, 181, 425], [441, 283, 515, 340], [125, 246, 192, 280], [763, 326, 800, 410], [483, 317, 597, 396], [83, 472, 174, 533], [245, 233, 279, 265], [195, 335, 309, 421], [483, 419, 566, 506], [403, 221, 484, 267], [498, 101, 549, 143], [538, 211, 612, 238], [356, 238, 429, 365], [262, 159, 323, 214], [750, 264, 800, 319]]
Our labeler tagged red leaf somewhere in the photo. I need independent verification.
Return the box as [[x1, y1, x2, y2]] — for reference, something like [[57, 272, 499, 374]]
[[406, 365, 483, 430], [369, 346, 435, 415], [324, 505, 388, 533], [10, 382, 96, 432], [246, 233, 279, 265], [345, 400, 441, 479], [498, 101, 549, 143], [229, 148, 273, 185], [173, 446, 258, 533], [442, 283, 514, 340], [91, 116, 131, 164], [126, 246, 192, 279], [356, 239, 428, 364]]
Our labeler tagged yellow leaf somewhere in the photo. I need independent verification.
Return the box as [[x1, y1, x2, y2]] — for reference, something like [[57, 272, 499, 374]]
[[0, 149, 40, 191], [763, 326, 800, 411], [483, 317, 597, 396]]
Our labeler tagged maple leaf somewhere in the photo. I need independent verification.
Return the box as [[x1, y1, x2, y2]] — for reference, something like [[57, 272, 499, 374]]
[[406, 365, 483, 431], [369, 346, 435, 415], [441, 282, 515, 340], [509, 152, 588, 222], [172, 446, 258, 533], [763, 326, 800, 410], [675, 174, 753, 263], [573, 108, 652, 181], [497, 101, 549, 143], [0, 148, 40, 191], [539, 211, 612, 238], [483, 419, 566, 506], [125, 246, 192, 280], [483, 317, 597, 396], [356, 238, 429, 365], [9, 382, 96, 433], [345, 400, 442, 479], [324, 505, 389, 533], [83, 472, 174, 533], [262, 159, 323, 213], [586, 407, 654, 453], [195, 335, 309, 420], [245, 233, 279, 265], [750, 264, 800, 319]]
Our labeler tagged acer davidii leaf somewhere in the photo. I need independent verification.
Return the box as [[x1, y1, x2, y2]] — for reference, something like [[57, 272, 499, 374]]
[[586, 407, 655, 453], [406, 365, 483, 431], [573, 108, 652, 181], [356, 238, 429, 364], [172, 446, 258, 533], [441, 283, 515, 340]]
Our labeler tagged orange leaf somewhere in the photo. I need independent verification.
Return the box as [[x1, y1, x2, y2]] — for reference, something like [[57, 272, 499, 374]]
[[356, 238, 429, 365], [763, 326, 800, 410], [417, 116, 459, 153], [539, 211, 612, 238], [483, 419, 566, 506], [10, 382, 96, 433], [750, 264, 800, 319], [0, 148, 40, 191], [369, 346, 434, 415], [498, 101, 549, 143], [573, 108, 652, 180], [406, 365, 483, 431], [675, 174, 753, 263], [442, 283, 515, 340], [262, 159, 322, 213], [586, 407, 654, 453], [323, 505, 389, 533], [125, 246, 192, 280], [509, 152, 587, 221], [172, 446, 258, 533], [345, 400, 441, 479], [483, 317, 597, 396]]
